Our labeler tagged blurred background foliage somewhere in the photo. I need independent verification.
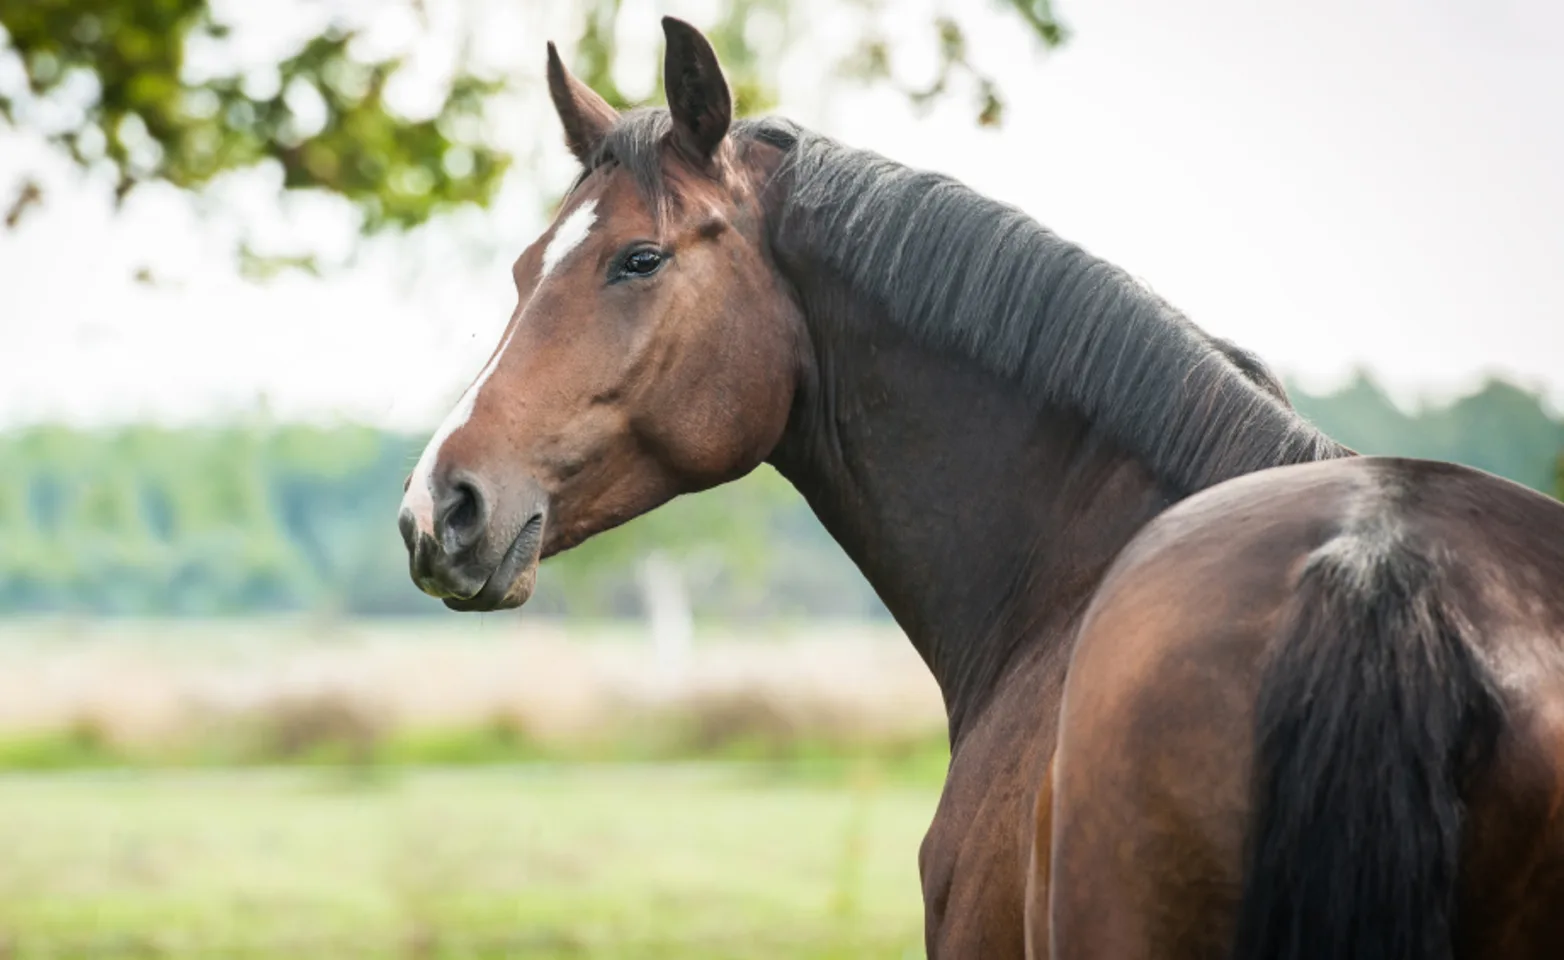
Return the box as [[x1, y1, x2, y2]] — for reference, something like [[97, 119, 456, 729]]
[[1, 373, 1558, 619], [0, 0, 1068, 271], [0, 418, 875, 619], [0, 0, 509, 274]]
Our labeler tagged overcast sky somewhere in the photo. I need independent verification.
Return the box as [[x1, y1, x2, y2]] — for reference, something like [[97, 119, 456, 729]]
[[1, 0, 1560, 428]]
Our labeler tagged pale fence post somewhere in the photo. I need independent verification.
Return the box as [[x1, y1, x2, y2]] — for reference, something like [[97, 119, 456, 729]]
[[637, 550, 692, 690]]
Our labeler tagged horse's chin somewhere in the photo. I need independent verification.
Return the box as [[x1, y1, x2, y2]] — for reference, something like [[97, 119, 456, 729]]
[[442, 559, 538, 612], [442, 513, 544, 612]]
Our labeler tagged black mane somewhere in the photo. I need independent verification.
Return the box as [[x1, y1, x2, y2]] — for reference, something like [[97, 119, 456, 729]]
[[582, 110, 1347, 496]]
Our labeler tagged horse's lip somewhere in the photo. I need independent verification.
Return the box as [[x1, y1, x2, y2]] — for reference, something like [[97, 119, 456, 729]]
[[444, 512, 544, 612]]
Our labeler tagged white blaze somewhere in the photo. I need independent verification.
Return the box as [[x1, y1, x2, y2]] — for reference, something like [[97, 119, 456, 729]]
[[400, 200, 598, 535], [541, 200, 598, 278]]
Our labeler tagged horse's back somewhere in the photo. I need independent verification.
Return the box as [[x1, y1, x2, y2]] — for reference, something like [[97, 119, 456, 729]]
[[1038, 456, 1564, 960]]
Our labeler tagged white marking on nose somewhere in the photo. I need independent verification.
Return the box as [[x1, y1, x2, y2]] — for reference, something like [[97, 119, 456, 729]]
[[399, 199, 598, 537], [540, 200, 597, 279], [401, 328, 515, 537]]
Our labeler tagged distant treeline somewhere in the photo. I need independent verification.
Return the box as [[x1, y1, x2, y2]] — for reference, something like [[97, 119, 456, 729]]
[[0, 422, 874, 619], [1, 373, 1560, 618], [1293, 373, 1564, 495]]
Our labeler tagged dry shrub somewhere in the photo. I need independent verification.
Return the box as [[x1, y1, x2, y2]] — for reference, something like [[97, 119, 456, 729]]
[[677, 686, 803, 756], [243, 690, 387, 765], [658, 684, 886, 760]]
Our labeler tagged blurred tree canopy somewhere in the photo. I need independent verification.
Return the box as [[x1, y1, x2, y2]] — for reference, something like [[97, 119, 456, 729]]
[[0, 373, 1558, 619], [0, 0, 508, 259], [0, 0, 1068, 268]]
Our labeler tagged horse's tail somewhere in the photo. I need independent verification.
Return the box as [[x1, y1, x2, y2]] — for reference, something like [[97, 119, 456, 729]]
[[1230, 534, 1501, 960]]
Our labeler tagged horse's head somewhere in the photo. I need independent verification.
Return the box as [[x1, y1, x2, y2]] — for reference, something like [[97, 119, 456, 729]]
[[398, 19, 801, 611]]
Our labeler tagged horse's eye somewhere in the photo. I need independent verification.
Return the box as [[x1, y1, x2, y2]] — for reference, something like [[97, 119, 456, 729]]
[[620, 249, 664, 277]]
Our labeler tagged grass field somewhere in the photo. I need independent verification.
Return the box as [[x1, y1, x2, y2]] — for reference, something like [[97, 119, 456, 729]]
[[0, 765, 940, 959]]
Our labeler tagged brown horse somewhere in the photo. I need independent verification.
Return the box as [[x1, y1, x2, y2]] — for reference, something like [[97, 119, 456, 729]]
[[396, 19, 1564, 959]]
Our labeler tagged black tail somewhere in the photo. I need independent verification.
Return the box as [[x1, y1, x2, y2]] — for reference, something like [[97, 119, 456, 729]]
[[1230, 539, 1501, 960]]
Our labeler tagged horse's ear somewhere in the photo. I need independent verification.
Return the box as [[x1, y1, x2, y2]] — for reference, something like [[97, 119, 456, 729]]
[[661, 17, 731, 164], [546, 42, 618, 164]]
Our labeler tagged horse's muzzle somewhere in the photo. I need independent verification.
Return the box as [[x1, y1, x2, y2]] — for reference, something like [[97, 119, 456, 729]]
[[398, 472, 546, 611]]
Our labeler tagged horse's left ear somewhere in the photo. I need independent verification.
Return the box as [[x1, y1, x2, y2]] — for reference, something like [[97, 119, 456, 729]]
[[661, 17, 731, 164]]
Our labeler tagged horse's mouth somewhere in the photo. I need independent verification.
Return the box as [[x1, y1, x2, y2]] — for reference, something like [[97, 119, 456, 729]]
[[443, 511, 545, 612]]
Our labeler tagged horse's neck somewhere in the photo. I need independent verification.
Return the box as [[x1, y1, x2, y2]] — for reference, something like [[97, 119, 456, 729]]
[[767, 308, 1172, 740]]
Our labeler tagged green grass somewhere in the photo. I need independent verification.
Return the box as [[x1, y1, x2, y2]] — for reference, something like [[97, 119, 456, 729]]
[[0, 712, 953, 783], [0, 765, 940, 959]]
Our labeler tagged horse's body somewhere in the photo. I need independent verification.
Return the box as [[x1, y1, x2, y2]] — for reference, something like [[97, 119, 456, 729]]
[[1047, 457, 1564, 959], [396, 20, 1564, 957]]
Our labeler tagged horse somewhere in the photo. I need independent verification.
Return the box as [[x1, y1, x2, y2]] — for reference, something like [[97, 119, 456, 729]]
[[396, 18, 1564, 959]]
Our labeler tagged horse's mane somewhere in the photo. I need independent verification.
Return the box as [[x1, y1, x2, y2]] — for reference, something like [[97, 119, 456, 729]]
[[582, 110, 1347, 495]]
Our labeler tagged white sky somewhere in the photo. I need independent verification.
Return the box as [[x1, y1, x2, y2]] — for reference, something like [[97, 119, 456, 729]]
[[1, 0, 1561, 428]]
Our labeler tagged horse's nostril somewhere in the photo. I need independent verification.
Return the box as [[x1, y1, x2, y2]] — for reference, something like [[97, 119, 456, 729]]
[[448, 482, 479, 530], [436, 478, 486, 553]]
